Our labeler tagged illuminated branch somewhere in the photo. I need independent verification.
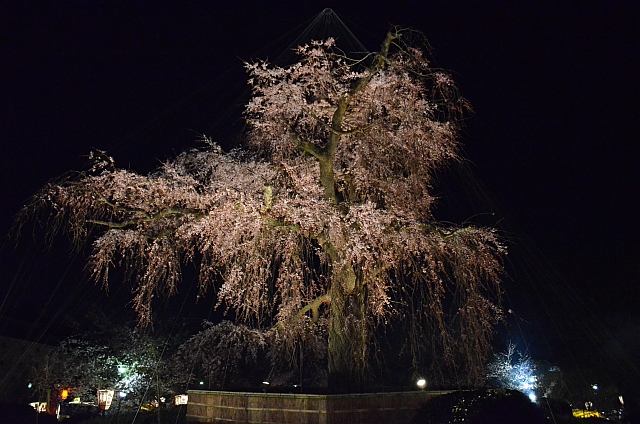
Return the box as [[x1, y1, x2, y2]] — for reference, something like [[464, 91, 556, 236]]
[[87, 207, 203, 229], [276, 294, 331, 331], [309, 111, 377, 136]]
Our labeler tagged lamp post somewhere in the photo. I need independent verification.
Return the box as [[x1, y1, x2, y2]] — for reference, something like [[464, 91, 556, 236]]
[[114, 391, 126, 418]]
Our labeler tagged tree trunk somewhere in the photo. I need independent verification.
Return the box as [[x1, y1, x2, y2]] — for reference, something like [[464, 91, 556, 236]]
[[327, 270, 368, 392]]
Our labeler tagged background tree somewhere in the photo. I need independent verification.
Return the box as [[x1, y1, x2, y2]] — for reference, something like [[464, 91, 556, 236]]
[[175, 321, 268, 390], [32, 320, 185, 409], [18, 29, 505, 389], [485, 342, 538, 397], [485, 342, 568, 402], [176, 320, 328, 389]]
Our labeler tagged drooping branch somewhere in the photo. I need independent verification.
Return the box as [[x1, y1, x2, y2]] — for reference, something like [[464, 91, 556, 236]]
[[350, 30, 400, 96], [18, 30, 507, 389], [87, 207, 203, 229], [278, 294, 331, 329]]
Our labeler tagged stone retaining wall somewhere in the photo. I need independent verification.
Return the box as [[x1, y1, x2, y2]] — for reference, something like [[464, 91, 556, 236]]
[[187, 389, 449, 423]]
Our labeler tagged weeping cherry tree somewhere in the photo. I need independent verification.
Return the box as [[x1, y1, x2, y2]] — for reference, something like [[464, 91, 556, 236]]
[[17, 29, 505, 389]]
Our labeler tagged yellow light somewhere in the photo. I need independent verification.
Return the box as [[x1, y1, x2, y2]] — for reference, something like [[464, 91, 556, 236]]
[[61, 389, 69, 400], [573, 410, 603, 419]]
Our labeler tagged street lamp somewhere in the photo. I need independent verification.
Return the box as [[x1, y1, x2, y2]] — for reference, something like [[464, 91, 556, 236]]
[[416, 379, 426, 390]]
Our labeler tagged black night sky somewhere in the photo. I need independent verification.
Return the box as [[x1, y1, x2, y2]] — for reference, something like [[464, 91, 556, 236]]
[[1, 0, 638, 397]]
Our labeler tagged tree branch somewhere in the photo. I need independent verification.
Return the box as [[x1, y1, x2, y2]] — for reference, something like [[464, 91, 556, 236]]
[[349, 30, 400, 96], [276, 294, 331, 331], [309, 111, 377, 136], [299, 294, 331, 323], [87, 207, 203, 229], [290, 133, 324, 160]]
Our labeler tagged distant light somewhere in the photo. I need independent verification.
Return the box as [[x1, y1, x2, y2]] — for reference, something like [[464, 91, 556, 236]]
[[619, 395, 624, 405], [27, 383, 33, 389], [262, 381, 270, 385], [528, 393, 537, 402], [416, 379, 426, 389], [199, 381, 204, 386], [119, 392, 126, 398], [174, 394, 188, 405], [592, 384, 598, 391], [117, 365, 127, 374]]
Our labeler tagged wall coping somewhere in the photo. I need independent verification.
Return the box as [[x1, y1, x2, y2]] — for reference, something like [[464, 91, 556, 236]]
[[188, 389, 452, 399]]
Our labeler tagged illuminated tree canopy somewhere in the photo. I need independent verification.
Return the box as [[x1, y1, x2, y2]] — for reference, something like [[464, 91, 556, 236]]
[[18, 30, 505, 389]]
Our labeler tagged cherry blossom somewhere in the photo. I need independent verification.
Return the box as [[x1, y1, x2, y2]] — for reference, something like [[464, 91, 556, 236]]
[[18, 30, 505, 388]]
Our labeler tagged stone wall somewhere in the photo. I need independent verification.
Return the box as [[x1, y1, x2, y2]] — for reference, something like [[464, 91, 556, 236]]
[[187, 389, 450, 424]]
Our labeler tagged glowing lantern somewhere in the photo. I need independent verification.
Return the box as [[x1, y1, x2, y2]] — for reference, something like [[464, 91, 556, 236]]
[[174, 394, 188, 405], [61, 389, 69, 400], [97, 390, 115, 411]]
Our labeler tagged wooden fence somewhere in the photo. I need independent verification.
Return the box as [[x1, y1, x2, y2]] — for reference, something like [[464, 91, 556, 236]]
[[186, 389, 449, 423]]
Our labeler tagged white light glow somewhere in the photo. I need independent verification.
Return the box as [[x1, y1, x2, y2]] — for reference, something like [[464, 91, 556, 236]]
[[528, 393, 537, 402], [416, 379, 426, 389], [174, 394, 188, 405]]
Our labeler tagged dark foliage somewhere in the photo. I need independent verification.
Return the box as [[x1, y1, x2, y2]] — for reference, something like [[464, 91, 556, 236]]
[[412, 389, 549, 424], [0, 404, 59, 424]]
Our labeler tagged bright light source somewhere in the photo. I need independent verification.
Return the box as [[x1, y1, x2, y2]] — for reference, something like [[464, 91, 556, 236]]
[[97, 390, 115, 411], [199, 381, 204, 385], [174, 394, 188, 405], [619, 395, 624, 406], [118, 365, 127, 374], [528, 393, 537, 402], [592, 384, 598, 391], [262, 381, 270, 385], [416, 379, 426, 389], [27, 383, 33, 389], [119, 392, 126, 398]]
